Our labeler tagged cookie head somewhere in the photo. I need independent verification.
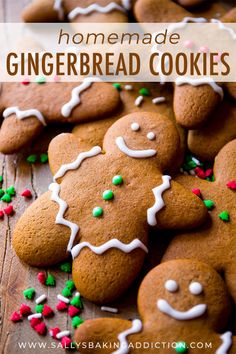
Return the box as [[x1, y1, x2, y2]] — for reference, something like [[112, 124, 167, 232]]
[[138, 259, 230, 331], [103, 112, 180, 171]]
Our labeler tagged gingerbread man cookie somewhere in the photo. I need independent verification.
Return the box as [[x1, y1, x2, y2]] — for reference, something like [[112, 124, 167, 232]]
[[163, 139, 236, 304], [74, 259, 235, 353], [13, 112, 207, 303], [22, 0, 131, 23], [0, 80, 120, 154]]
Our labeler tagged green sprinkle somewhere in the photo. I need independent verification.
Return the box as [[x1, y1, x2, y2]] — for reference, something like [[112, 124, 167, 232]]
[[0, 175, 3, 183], [23, 288, 35, 300], [112, 83, 122, 91], [112, 175, 123, 186], [211, 175, 215, 182], [60, 262, 72, 273], [62, 287, 72, 297], [35, 304, 44, 313], [45, 274, 56, 286], [203, 200, 215, 210], [40, 153, 48, 164], [175, 342, 188, 353], [66, 280, 75, 291], [6, 186, 15, 196], [70, 295, 83, 309], [0, 189, 5, 198], [27, 154, 37, 164], [72, 316, 84, 328], [219, 211, 230, 222], [1, 193, 11, 203], [102, 189, 114, 201], [36, 76, 46, 84], [139, 87, 150, 96], [92, 206, 103, 217]]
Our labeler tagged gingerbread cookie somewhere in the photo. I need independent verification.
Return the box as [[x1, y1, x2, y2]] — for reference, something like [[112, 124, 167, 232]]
[[163, 139, 236, 304], [13, 112, 207, 303], [22, 0, 131, 23], [0, 80, 120, 154], [75, 259, 234, 353]]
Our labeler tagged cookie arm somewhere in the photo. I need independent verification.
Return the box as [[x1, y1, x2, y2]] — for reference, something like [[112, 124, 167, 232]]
[[154, 179, 208, 230], [22, 0, 59, 22], [74, 318, 132, 354]]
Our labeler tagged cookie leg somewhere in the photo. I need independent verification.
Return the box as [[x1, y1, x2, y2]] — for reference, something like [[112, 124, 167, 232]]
[[0, 115, 44, 154]]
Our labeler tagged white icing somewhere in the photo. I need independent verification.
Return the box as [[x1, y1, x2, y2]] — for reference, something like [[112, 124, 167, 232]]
[[131, 122, 140, 131], [28, 313, 42, 321], [134, 95, 143, 107], [147, 132, 156, 140], [121, 0, 132, 10], [101, 306, 118, 313], [61, 77, 101, 117], [53, 146, 102, 181], [167, 17, 207, 33], [157, 299, 207, 320], [112, 319, 142, 354], [35, 294, 47, 304], [175, 77, 224, 100], [3, 107, 46, 126], [189, 282, 203, 295], [211, 19, 236, 40], [49, 182, 79, 252], [216, 332, 232, 354], [147, 175, 171, 226], [152, 97, 166, 104], [54, 0, 64, 20], [68, 3, 126, 20], [57, 294, 70, 303], [165, 280, 178, 293], [116, 136, 156, 158], [56, 330, 70, 339], [71, 238, 148, 259]]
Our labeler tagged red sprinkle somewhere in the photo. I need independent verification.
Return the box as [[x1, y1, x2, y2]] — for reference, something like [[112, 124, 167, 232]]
[[61, 336, 72, 348], [4, 205, 14, 215], [205, 168, 213, 178], [68, 305, 80, 317], [0, 210, 4, 219], [226, 180, 236, 190], [21, 189, 32, 198], [37, 272, 46, 285], [195, 167, 206, 179], [30, 317, 42, 329], [21, 78, 30, 85], [10, 311, 22, 322], [19, 304, 31, 316], [34, 322, 47, 335], [42, 305, 54, 317], [191, 188, 201, 198], [56, 301, 68, 311], [49, 327, 61, 339]]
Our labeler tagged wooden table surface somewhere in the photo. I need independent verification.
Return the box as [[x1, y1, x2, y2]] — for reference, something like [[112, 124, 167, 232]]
[[0, 1, 235, 353]]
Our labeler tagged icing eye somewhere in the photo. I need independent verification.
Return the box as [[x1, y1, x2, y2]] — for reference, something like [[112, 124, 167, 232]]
[[147, 132, 156, 140], [189, 282, 203, 295], [165, 280, 178, 293], [131, 122, 140, 131]]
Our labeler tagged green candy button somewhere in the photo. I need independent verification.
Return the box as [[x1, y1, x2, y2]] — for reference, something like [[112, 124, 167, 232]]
[[112, 175, 123, 186], [219, 211, 230, 222], [93, 207, 103, 217], [139, 87, 150, 96], [102, 190, 114, 201], [175, 341, 188, 353]]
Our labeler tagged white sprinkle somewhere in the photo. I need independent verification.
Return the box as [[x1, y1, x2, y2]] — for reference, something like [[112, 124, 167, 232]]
[[152, 97, 166, 104], [124, 85, 133, 90], [35, 294, 47, 304], [189, 169, 196, 176], [183, 171, 188, 176], [56, 330, 71, 339], [101, 306, 119, 314], [192, 157, 201, 166], [57, 294, 70, 303], [135, 96, 144, 107], [75, 292, 80, 297], [28, 313, 42, 321]]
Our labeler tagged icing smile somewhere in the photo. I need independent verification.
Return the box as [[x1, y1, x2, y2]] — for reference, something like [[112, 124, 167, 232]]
[[116, 136, 157, 158], [157, 299, 207, 320]]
